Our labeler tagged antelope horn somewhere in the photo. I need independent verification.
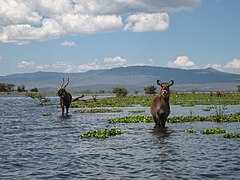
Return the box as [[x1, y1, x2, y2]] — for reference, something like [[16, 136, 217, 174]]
[[61, 78, 65, 88], [64, 78, 69, 88]]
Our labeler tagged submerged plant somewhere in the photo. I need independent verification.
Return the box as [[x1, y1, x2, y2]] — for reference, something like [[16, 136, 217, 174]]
[[42, 113, 51, 116], [80, 129, 123, 139], [26, 92, 50, 105]]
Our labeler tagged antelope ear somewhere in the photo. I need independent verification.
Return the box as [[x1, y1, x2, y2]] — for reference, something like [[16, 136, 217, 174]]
[[168, 80, 174, 86], [156, 80, 163, 86]]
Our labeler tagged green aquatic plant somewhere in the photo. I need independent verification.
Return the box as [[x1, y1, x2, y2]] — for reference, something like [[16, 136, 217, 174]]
[[107, 112, 240, 124], [201, 128, 226, 134], [80, 129, 123, 139], [71, 93, 239, 109], [223, 133, 240, 138], [168, 113, 240, 123], [129, 110, 146, 113], [184, 129, 197, 133], [108, 116, 153, 123], [42, 113, 51, 116], [74, 108, 123, 113]]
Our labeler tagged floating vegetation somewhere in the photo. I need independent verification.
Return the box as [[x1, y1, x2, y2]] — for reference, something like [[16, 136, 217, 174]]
[[223, 133, 240, 139], [168, 113, 240, 123], [201, 128, 226, 134], [42, 113, 51, 116], [108, 116, 153, 123], [184, 129, 197, 133], [71, 93, 240, 109], [107, 112, 240, 124], [129, 110, 146, 113], [74, 108, 123, 113], [80, 129, 123, 139]]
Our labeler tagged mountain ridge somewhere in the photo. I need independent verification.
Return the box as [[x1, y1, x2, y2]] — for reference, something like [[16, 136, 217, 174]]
[[0, 66, 239, 92]]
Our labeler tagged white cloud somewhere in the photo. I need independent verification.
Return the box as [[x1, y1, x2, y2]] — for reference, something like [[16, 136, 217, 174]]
[[17, 60, 36, 68], [103, 57, 126, 63], [61, 40, 77, 47], [167, 56, 197, 69], [205, 58, 240, 73], [58, 14, 123, 34], [124, 13, 169, 32], [224, 58, 240, 69], [16, 56, 156, 73], [0, 0, 201, 44]]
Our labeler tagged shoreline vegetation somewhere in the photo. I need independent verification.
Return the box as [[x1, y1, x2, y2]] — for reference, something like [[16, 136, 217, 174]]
[[1, 91, 239, 107], [71, 92, 240, 108]]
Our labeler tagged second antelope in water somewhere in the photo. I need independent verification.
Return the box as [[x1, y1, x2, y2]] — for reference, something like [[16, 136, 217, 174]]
[[150, 80, 174, 128], [57, 78, 72, 116]]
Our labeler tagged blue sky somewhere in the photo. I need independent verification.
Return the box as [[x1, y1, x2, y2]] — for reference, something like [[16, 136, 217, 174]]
[[0, 0, 240, 75]]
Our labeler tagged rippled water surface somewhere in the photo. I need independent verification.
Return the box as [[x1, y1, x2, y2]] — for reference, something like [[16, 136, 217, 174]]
[[1, 95, 240, 179]]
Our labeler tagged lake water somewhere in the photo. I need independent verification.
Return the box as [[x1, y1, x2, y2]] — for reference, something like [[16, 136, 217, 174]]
[[1, 95, 240, 179]]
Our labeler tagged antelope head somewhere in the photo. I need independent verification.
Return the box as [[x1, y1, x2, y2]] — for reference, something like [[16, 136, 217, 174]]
[[57, 78, 69, 97], [157, 80, 174, 98]]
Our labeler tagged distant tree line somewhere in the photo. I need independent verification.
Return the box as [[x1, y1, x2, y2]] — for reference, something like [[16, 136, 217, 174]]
[[0, 83, 15, 92], [0, 82, 38, 92]]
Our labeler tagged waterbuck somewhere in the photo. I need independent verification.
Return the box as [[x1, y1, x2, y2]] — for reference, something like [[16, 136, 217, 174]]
[[150, 80, 174, 128], [57, 78, 72, 116]]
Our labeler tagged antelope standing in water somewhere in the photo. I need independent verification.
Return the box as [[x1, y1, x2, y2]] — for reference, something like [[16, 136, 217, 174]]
[[57, 78, 72, 116], [150, 80, 174, 128]]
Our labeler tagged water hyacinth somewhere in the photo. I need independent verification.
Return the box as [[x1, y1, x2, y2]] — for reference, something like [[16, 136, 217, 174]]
[[74, 108, 123, 113], [80, 129, 123, 139], [223, 133, 240, 138], [201, 128, 227, 134], [108, 116, 153, 123], [184, 129, 197, 133], [107, 113, 240, 124]]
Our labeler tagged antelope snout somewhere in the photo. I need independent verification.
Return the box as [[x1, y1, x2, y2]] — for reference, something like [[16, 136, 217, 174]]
[[162, 90, 168, 96]]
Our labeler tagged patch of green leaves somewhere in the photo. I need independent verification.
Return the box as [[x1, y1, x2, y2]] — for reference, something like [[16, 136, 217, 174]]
[[108, 116, 153, 123], [129, 110, 146, 113], [223, 133, 240, 138], [80, 129, 123, 139], [42, 113, 51, 116], [74, 108, 123, 113], [168, 113, 240, 123], [201, 128, 227, 134], [184, 129, 197, 133], [71, 93, 239, 109], [107, 112, 240, 124]]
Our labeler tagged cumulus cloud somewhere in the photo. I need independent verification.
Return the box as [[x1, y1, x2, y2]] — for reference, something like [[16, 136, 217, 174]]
[[61, 40, 77, 47], [224, 58, 240, 69], [16, 56, 157, 73], [167, 56, 197, 69], [124, 13, 169, 32], [0, 0, 201, 44], [205, 58, 240, 73]]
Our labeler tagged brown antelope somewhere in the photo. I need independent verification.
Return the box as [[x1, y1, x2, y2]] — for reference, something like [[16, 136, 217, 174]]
[[57, 78, 84, 116], [57, 78, 72, 116], [150, 80, 174, 128]]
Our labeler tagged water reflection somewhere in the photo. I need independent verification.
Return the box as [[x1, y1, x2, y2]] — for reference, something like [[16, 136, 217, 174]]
[[58, 115, 72, 120], [150, 127, 171, 139]]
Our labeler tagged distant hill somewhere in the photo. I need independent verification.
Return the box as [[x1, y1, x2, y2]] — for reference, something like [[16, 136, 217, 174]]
[[0, 66, 239, 92]]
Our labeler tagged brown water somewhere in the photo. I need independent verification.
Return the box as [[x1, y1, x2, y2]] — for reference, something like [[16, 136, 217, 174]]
[[1, 95, 240, 179]]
